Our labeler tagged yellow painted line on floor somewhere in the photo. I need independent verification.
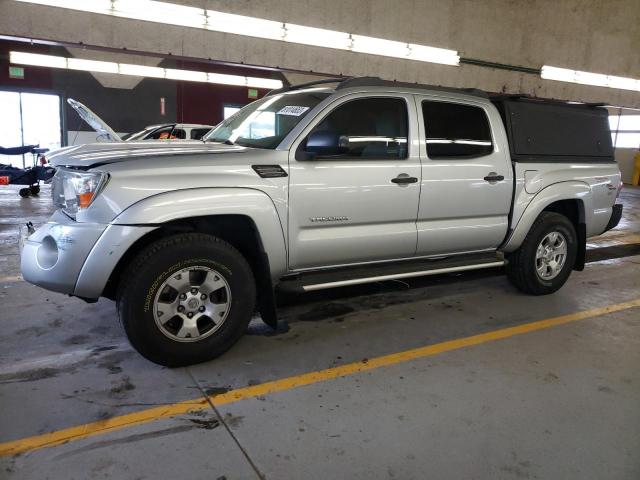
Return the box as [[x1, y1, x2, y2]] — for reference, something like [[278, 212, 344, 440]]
[[1, 298, 639, 457], [588, 233, 640, 247]]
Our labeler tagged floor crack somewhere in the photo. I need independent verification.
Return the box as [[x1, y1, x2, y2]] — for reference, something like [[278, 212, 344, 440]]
[[187, 368, 266, 480]]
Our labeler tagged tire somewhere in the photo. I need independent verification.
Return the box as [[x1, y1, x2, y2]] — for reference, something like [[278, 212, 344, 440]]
[[506, 212, 577, 295], [29, 185, 40, 195], [18, 188, 30, 198], [116, 233, 256, 367]]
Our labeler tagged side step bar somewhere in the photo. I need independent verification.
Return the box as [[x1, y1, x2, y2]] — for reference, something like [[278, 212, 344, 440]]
[[279, 252, 505, 293]]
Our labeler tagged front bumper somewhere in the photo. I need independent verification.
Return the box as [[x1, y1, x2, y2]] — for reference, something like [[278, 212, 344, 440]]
[[20, 211, 108, 295], [604, 204, 623, 233]]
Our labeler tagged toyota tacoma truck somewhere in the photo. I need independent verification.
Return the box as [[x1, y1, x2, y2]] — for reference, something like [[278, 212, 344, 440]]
[[20, 77, 623, 366]]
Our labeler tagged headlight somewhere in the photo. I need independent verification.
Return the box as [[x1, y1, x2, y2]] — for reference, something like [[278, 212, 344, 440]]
[[52, 168, 109, 218]]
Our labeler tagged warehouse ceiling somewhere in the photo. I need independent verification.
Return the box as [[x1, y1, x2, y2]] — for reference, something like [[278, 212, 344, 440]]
[[1, 0, 639, 107]]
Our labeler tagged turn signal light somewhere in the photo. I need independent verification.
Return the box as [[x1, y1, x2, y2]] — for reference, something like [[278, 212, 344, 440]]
[[78, 192, 94, 209]]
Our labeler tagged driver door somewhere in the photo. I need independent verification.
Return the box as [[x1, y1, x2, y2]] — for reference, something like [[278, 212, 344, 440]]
[[287, 93, 421, 270]]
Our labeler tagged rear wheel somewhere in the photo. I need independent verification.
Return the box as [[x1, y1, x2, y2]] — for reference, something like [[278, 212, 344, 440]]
[[18, 188, 30, 198], [29, 185, 40, 195], [117, 233, 256, 367], [506, 212, 577, 295]]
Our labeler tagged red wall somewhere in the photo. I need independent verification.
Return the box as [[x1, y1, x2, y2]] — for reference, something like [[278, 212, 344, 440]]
[[175, 61, 275, 125], [1, 41, 284, 129]]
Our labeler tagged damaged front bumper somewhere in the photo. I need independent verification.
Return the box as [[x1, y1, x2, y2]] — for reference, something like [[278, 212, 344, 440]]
[[20, 211, 108, 295]]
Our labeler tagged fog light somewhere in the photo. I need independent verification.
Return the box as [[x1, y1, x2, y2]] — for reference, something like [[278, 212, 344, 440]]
[[37, 235, 59, 269]]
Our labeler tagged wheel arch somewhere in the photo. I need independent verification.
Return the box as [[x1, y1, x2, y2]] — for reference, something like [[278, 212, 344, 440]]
[[76, 188, 287, 328], [502, 181, 591, 269], [101, 214, 280, 327]]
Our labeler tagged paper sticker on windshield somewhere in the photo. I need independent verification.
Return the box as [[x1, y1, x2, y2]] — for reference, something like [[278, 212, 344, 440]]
[[277, 106, 310, 116]]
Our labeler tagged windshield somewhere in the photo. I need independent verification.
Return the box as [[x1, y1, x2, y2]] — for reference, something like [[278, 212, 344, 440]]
[[204, 89, 331, 149]]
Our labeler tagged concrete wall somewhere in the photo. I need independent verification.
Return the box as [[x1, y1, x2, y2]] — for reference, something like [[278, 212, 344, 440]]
[[1, 0, 639, 107]]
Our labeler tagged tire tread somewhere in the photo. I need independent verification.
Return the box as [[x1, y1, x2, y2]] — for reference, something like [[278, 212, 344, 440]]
[[116, 232, 255, 366], [506, 212, 576, 295]]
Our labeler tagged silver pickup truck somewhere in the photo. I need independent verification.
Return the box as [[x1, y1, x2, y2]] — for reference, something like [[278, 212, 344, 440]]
[[20, 77, 623, 366]]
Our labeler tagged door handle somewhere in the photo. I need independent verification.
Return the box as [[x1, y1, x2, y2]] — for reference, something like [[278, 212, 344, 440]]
[[484, 172, 504, 183], [391, 174, 418, 185]]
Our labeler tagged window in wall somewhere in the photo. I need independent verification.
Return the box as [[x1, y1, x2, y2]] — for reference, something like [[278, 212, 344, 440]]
[[306, 97, 408, 159], [615, 132, 640, 148], [0, 91, 61, 167], [422, 100, 493, 159], [223, 105, 242, 119], [609, 111, 640, 149]]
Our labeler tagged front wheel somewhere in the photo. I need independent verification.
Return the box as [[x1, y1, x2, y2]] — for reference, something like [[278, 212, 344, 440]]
[[506, 212, 577, 295], [117, 233, 256, 367]]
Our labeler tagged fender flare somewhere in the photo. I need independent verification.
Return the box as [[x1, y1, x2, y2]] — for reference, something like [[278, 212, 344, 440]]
[[501, 181, 591, 253], [74, 188, 288, 306], [113, 187, 287, 276]]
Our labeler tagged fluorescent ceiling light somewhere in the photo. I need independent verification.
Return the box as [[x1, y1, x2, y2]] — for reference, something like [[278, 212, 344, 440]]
[[541, 65, 640, 92], [351, 35, 409, 58], [165, 68, 208, 82], [67, 58, 118, 74], [408, 44, 460, 66], [112, 0, 207, 28], [118, 63, 165, 78], [208, 73, 247, 86], [9, 51, 67, 68], [246, 77, 284, 89], [283, 24, 351, 50], [9, 51, 283, 89], [14, 0, 112, 14], [206, 10, 285, 40], [13, 0, 460, 66]]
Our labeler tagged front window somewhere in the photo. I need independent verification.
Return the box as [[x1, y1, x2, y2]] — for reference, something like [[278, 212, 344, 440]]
[[204, 89, 331, 149], [303, 97, 408, 159]]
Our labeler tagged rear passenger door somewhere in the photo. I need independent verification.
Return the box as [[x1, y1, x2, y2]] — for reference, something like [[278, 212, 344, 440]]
[[415, 97, 512, 256], [287, 94, 421, 270]]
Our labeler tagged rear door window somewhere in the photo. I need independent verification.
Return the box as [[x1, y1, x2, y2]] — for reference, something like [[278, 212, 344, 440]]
[[190, 128, 210, 140], [422, 101, 493, 159]]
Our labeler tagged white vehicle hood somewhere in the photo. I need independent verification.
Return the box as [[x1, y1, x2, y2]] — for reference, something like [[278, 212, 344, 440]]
[[67, 98, 122, 142], [47, 141, 246, 168]]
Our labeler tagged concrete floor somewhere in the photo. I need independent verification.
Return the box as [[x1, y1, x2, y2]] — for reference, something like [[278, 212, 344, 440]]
[[0, 184, 639, 480]]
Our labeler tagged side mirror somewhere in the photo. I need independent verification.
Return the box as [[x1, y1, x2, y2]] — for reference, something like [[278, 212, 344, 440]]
[[299, 131, 349, 159]]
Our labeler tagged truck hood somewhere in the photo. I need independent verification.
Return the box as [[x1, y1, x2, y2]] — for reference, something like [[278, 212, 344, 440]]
[[47, 141, 246, 168], [67, 98, 122, 142]]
